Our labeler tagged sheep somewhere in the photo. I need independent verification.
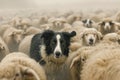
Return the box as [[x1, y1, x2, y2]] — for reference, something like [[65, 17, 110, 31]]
[[0, 52, 46, 80], [24, 27, 42, 36], [32, 16, 48, 27], [81, 48, 120, 80], [70, 32, 120, 80], [80, 28, 103, 46], [19, 18, 32, 31], [82, 19, 97, 29], [48, 17, 72, 31], [114, 11, 120, 22], [11, 16, 22, 28], [97, 18, 119, 35], [39, 24, 50, 31], [0, 24, 11, 37], [0, 36, 9, 61], [67, 14, 82, 24], [39, 15, 49, 25], [3, 27, 24, 52], [18, 35, 34, 56]]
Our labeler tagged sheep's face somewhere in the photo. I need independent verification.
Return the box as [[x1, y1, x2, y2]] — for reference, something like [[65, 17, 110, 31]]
[[53, 20, 66, 27], [12, 17, 22, 27], [84, 33, 97, 46], [82, 19, 94, 28], [99, 20, 115, 32], [9, 30, 24, 44], [74, 16, 81, 21]]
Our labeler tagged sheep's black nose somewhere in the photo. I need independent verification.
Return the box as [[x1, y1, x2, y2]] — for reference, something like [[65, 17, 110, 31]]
[[89, 39, 93, 42], [55, 52, 61, 58]]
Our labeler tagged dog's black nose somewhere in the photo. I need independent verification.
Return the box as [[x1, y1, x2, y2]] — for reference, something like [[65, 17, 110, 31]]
[[55, 52, 61, 58], [89, 39, 93, 42]]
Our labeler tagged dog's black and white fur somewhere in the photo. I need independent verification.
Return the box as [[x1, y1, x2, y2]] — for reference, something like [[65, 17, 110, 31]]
[[30, 30, 76, 80]]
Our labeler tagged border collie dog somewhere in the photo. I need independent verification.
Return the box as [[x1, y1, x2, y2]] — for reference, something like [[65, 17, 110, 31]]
[[30, 30, 76, 80]]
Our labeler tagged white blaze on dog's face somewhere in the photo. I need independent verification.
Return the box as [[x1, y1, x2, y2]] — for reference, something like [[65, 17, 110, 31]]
[[54, 34, 62, 59], [84, 33, 97, 46]]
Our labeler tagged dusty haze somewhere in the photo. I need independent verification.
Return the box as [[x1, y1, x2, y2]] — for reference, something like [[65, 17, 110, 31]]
[[0, 0, 120, 10]]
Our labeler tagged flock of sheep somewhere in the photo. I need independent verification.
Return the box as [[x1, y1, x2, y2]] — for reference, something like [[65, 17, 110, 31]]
[[0, 9, 120, 80]]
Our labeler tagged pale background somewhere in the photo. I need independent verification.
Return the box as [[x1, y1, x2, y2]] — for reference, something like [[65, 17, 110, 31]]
[[0, 0, 119, 10]]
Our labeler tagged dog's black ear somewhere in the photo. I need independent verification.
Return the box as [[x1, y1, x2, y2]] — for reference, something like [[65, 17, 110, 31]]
[[70, 31, 76, 37], [62, 31, 76, 38], [41, 30, 54, 39]]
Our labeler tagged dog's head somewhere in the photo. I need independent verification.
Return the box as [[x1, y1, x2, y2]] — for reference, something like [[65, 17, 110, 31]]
[[41, 30, 76, 63]]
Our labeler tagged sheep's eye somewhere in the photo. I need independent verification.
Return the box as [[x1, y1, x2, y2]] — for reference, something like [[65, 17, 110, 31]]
[[85, 34, 88, 36], [82, 20, 86, 23], [102, 22, 105, 25], [89, 20, 92, 24], [109, 21, 114, 25], [81, 58, 85, 62], [15, 73, 19, 77]]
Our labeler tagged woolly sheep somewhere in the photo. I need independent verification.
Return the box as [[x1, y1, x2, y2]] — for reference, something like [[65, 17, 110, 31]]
[[32, 16, 48, 27], [81, 19, 97, 29], [80, 28, 102, 46], [114, 11, 120, 22], [3, 27, 24, 52], [0, 36, 9, 61], [0, 24, 11, 37], [19, 18, 32, 31], [70, 32, 120, 80], [11, 16, 22, 28], [97, 18, 119, 35], [19, 35, 34, 56], [67, 14, 82, 24], [81, 48, 120, 80], [48, 17, 71, 31], [1, 52, 46, 80], [24, 27, 42, 36]]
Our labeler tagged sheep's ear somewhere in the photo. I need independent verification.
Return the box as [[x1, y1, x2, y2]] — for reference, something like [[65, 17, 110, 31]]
[[62, 20, 67, 23], [98, 22, 103, 25], [70, 55, 81, 69], [20, 66, 40, 80], [91, 20, 95, 23], [80, 32, 84, 39], [82, 20, 86, 23], [8, 32, 16, 36], [97, 31, 103, 40], [41, 30, 54, 39]]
